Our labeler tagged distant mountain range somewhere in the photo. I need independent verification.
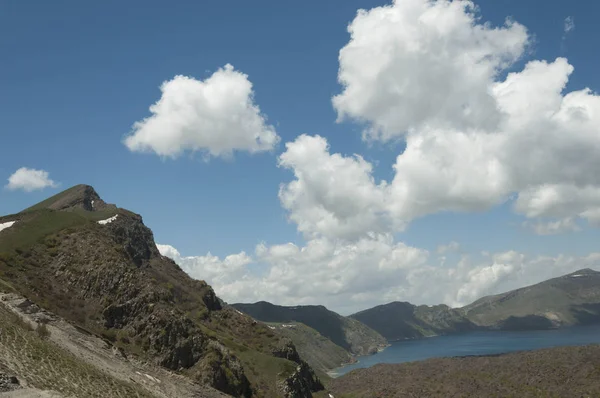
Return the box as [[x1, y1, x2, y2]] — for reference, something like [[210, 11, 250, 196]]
[[349, 268, 600, 340], [233, 268, 600, 375]]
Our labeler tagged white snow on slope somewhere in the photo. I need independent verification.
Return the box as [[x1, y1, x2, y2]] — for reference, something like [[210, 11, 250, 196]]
[[0, 221, 16, 233], [97, 215, 118, 225]]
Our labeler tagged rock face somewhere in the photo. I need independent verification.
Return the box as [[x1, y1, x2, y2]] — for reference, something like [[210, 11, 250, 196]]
[[0, 185, 322, 397], [278, 362, 324, 398], [0, 372, 20, 393], [351, 302, 477, 341]]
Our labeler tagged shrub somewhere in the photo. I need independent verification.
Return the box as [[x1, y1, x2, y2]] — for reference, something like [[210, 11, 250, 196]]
[[37, 323, 50, 339]]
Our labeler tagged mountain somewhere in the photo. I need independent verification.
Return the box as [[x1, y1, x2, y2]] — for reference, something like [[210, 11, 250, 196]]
[[231, 302, 388, 366], [462, 268, 600, 330], [350, 302, 477, 341], [350, 269, 600, 341], [0, 185, 325, 397]]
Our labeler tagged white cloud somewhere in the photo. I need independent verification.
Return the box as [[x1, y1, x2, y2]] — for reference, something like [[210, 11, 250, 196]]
[[278, 135, 391, 240], [523, 217, 581, 236], [564, 16, 575, 34], [160, 240, 599, 314], [159, 1, 600, 315], [333, 0, 528, 141], [124, 64, 279, 159], [157, 244, 252, 287], [5, 167, 58, 192], [437, 241, 460, 254], [329, 0, 600, 226]]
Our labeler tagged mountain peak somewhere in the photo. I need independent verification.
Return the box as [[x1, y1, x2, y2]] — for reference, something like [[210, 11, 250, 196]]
[[23, 184, 116, 213]]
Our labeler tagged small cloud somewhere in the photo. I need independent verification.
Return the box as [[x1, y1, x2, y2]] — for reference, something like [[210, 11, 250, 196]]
[[564, 16, 575, 34], [5, 167, 58, 192], [523, 218, 580, 236], [437, 241, 460, 255]]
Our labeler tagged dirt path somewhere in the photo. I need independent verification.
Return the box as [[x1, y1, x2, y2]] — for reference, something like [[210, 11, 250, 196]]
[[0, 293, 228, 398]]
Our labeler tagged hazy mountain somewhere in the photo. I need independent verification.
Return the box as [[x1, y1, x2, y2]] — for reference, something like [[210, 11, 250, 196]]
[[462, 268, 600, 330], [350, 269, 600, 340], [231, 301, 388, 370], [351, 302, 477, 341]]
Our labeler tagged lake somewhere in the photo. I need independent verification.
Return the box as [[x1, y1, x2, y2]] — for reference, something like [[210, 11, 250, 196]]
[[331, 323, 600, 377]]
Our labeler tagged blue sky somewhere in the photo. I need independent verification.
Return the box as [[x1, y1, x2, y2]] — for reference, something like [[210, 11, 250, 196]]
[[2, 0, 600, 313]]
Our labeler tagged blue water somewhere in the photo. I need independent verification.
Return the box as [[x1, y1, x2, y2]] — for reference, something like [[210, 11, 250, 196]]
[[332, 323, 600, 377]]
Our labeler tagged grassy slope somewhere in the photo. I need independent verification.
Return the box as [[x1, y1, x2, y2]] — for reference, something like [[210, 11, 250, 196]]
[[267, 322, 352, 373], [462, 269, 600, 328], [0, 305, 152, 398], [232, 302, 387, 356]]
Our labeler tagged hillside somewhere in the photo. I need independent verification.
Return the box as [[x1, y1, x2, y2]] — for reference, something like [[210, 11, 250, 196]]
[[231, 302, 387, 361], [328, 345, 600, 397], [263, 322, 353, 375], [350, 302, 477, 341], [0, 185, 325, 397], [462, 268, 600, 330]]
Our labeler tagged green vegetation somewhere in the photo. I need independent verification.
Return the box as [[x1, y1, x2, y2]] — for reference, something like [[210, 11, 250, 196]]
[[329, 345, 600, 397], [232, 302, 387, 357], [269, 322, 352, 373]]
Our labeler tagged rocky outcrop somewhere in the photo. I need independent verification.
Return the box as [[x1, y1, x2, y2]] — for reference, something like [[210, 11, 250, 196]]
[[272, 338, 302, 363], [0, 372, 20, 393], [194, 341, 252, 397], [278, 361, 324, 398], [106, 212, 160, 267]]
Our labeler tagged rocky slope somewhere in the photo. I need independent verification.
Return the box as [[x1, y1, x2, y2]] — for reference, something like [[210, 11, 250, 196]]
[[350, 302, 477, 341], [231, 302, 387, 367], [0, 185, 324, 397], [329, 345, 600, 397], [462, 268, 600, 330]]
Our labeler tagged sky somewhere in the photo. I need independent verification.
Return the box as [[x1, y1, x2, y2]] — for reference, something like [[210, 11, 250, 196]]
[[2, 0, 600, 315]]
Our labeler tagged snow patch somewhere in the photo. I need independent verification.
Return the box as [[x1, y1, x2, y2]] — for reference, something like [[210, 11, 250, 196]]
[[268, 326, 276, 330], [0, 221, 16, 233], [570, 274, 584, 278], [98, 215, 118, 225], [281, 324, 296, 328], [234, 309, 244, 316], [91, 200, 95, 208]]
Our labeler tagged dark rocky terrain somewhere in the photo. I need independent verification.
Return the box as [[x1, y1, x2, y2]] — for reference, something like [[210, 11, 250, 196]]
[[0, 185, 325, 397], [328, 344, 600, 397]]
